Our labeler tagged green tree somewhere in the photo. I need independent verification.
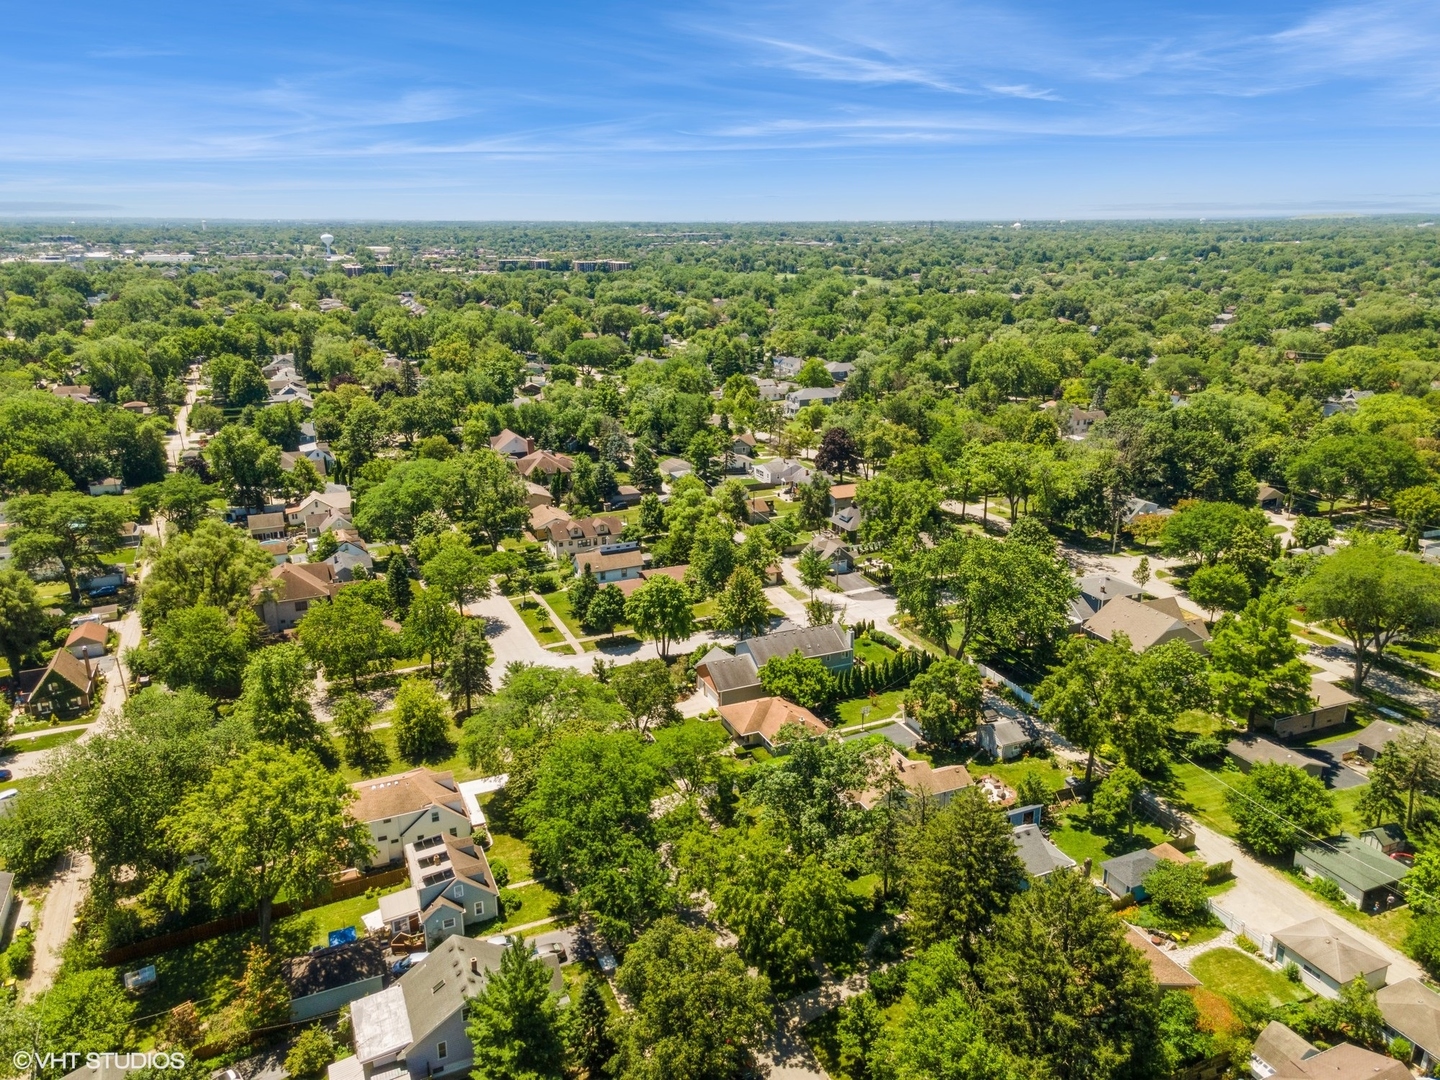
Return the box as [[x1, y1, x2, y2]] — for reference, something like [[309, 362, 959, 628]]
[[386, 551, 413, 615], [444, 618, 493, 716], [796, 544, 831, 602], [568, 974, 615, 1078], [906, 788, 1025, 954], [748, 735, 879, 865], [902, 656, 983, 747], [466, 936, 565, 1080], [1224, 762, 1341, 857], [156, 470, 216, 533], [796, 473, 833, 531], [1208, 594, 1314, 729], [624, 575, 694, 660], [582, 583, 627, 640], [1298, 541, 1440, 689], [1186, 562, 1251, 621], [715, 565, 770, 640], [0, 967, 136, 1079], [451, 449, 530, 550], [610, 658, 679, 734], [232, 642, 323, 750], [0, 569, 49, 686], [403, 586, 462, 673], [758, 650, 836, 710], [638, 491, 664, 534], [1160, 500, 1268, 564], [284, 1026, 336, 1080], [422, 537, 491, 613], [836, 993, 883, 1079], [1090, 765, 1144, 835], [1359, 731, 1440, 830], [869, 974, 1020, 1080], [296, 590, 396, 687], [331, 693, 388, 775], [7, 491, 128, 604], [391, 678, 450, 762], [143, 604, 257, 698], [977, 869, 1161, 1080], [1291, 515, 1336, 550], [141, 516, 273, 627], [568, 568, 598, 625], [1308, 976, 1388, 1051], [1142, 859, 1210, 923], [613, 917, 773, 1080], [207, 424, 282, 508], [162, 744, 373, 947], [1393, 486, 1440, 549]]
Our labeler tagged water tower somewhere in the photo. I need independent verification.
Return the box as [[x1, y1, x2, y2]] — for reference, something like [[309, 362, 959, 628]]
[[320, 233, 334, 256]]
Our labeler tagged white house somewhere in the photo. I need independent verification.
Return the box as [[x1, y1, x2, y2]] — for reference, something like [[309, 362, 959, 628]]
[[348, 770, 474, 866]]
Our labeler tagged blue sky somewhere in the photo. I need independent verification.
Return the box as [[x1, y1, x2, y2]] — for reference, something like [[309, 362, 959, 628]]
[[3, 0, 1439, 219]]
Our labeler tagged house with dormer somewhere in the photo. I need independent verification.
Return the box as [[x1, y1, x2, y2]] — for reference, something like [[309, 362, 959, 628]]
[[348, 769, 474, 867], [371, 835, 500, 948]]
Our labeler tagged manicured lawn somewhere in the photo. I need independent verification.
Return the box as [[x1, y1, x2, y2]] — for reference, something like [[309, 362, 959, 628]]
[[12, 729, 85, 753], [283, 882, 411, 948], [509, 596, 569, 648], [1160, 761, 1241, 835], [852, 636, 898, 666], [834, 690, 906, 727], [486, 832, 534, 882], [500, 882, 564, 929], [1190, 947, 1311, 1006], [1390, 640, 1440, 673], [782, 584, 808, 602], [537, 589, 591, 639], [1048, 808, 1167, 868], [333, 725, 471, 786], [968, 755, 1075, 798]]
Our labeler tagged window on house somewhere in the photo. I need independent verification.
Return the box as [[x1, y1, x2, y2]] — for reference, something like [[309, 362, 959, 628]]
[[442, 917, 456, 930], [436, 1043, 447, 1061], [451, 883, 463, 899], [474, 901, 484, 916], [432, 980, 445, 993], [295, 600, 308, 612], [377, 836, 388, 843], [431, 810, 440, 823], [449, 828, 457, 836]]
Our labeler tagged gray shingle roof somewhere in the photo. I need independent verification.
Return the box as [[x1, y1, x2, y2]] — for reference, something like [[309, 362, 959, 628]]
[[739, 624, 851, 668]]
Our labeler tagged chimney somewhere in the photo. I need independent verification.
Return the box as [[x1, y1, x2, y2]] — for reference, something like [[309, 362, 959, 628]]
[[469, 957, 480, 976]]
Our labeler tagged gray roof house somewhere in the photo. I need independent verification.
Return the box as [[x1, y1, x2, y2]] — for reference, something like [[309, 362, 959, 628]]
[[1226, 736, 1323, 777], [1263, 675, 1360, 740], [696, 625, 854, 707], [784, 386, 842, 416], [1012, 824, 1075, 880], [1100, 850, 1161, 900], [1274, 917, 1389, 998], [1294, 835, 1407, 913], [283, 938, 387, 1022], [329, 936, 562, 1080], [1249, 1020, 1408, 1080], [1356, 721, 1414, 762], [374, 835, 500, 950], [1377, 978, 1440, 1073], [1069, 573, 1143, 626], [1083, 595, 1209, 653], [977, 719, 1030, 761]]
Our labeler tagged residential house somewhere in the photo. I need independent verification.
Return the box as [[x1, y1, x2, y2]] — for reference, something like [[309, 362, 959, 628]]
[[515, 449, 574, 480], [330, 936, 561, 1080], [48, 383, 100, 405], [1257, 484, 1286, 512], [373, 835, 500, 948], [747, 497, 775, 525], [1227, 736, 1324, 778], [263, 355, 296, 378], [1322, 388, 1375, 418], [1251, 1021, 1321, 1079], [830, 503, 863, 535], [749, 457, 813, 487], [1124, 929, 1199, 991], [348, 769, 473, 866], [116, 521, 143, 548], [1356, 722, 1411, 763], [639, 564, 688, 584], [325, 548, 375, 582], [1012, 824, 1076, 880], [772, 355, 804, 378], [545, 516, 627, 560], [805, 535, 854, 573], [574, 548, 643, 584], [528, 505, 572, 541], [1377, 978, 1440, 1073], [489, 429, 533, 458], [1101, 849, 1162, 900], [253, 561, 340, 633], [829, 483, 857, 512], [1294, 835, 1407, 913], [523, 481, 554, 510], [283, 938, 387, 1022], [309, 509, 356, 537], [79, 567, 127, 595], [261, 540, 291, 564], [607, 485, 642, 509], [16, 650, 96, 719], [298, 440, 337, 475], [1262, 676, 1360, 739], [64, 621, 108, 660], [1069, 573, 1143, 626], [718, 696, 828, 753], [288, 486, 353, 528], [751, 377, 794, 401], [855, 746, 973, 810], [730, 432, 757, 458], [824, 361, 854, 382], [87, 477, 123, 496], [784, 386, 842, 416], [1082, 595, 1209, 653], [1248, 1021, 1410, 1080], [656, 457, 693, 483], [1273, 917, 1389, 998], [1121, 497, 1173, 524], [1065, 407, 1106, 439], [977, 719, 1030, 761], [697, 624, 855, 706], [247, 511, 288, 542]]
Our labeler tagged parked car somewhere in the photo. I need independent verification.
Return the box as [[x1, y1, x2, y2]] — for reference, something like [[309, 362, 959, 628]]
[[0, 770, 13, 781], [390, 951, 428, 975], [87, 585, 119, 598]]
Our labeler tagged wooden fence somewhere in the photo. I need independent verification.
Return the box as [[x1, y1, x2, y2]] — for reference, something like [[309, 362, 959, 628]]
[[102, 867, 407, 967]]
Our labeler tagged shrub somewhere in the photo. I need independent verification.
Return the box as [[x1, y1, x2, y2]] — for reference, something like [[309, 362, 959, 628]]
[[1284, 962, 1301, 983], [0, 927, 35, 980], [1236, 935, 1259, 954], [1390, 1037, 1413, 1063], [490, 857, 511, 889], [1310, 875, 1347, 905], [1189, 734, 1226, 762], [868, 962, 909, 1007], [285, 1026, 336, 1080]]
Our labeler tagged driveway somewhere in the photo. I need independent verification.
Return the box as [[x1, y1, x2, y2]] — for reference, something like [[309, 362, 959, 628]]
[[25, 853, 93, 999], [1293, 739, 1368, 790]]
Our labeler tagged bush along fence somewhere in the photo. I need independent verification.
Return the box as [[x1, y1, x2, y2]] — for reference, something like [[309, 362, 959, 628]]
[[101, 866, 408, 968], [831, 646, 931, 704]]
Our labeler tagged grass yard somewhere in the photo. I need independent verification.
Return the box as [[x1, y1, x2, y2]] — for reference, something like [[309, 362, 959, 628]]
[[1048, 807, 1168, 868], [1389, 640, 1440, 674], [334, 725, 471, 785], [852, 636, 898, 667], [1281, 868, 1414, 949], [782, 584, 808, 602], [834, 690, 906, 727], [486, 832, 534, 882], [282, 882, 411, 948], [11, 729, 86, 754], [1190, 947, 1311, 1006], [142, 916, 317, 1020], [1160, 761, 1242, 835], [537, 590, 592, 640], [500, 882, 564, 930], [967, 754, 1075, 797], [509, 596, 568, 648]]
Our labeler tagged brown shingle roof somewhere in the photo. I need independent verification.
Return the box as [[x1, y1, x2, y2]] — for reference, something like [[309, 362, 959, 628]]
[[719, 697, 826, 743], [577, 549, 643, 574], [64, 622, 108, 648], [256, 561, 338, 603], [349, 769, 463, 824], [1124, 928, 1200, 990], [39, 649, 95, 695]]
